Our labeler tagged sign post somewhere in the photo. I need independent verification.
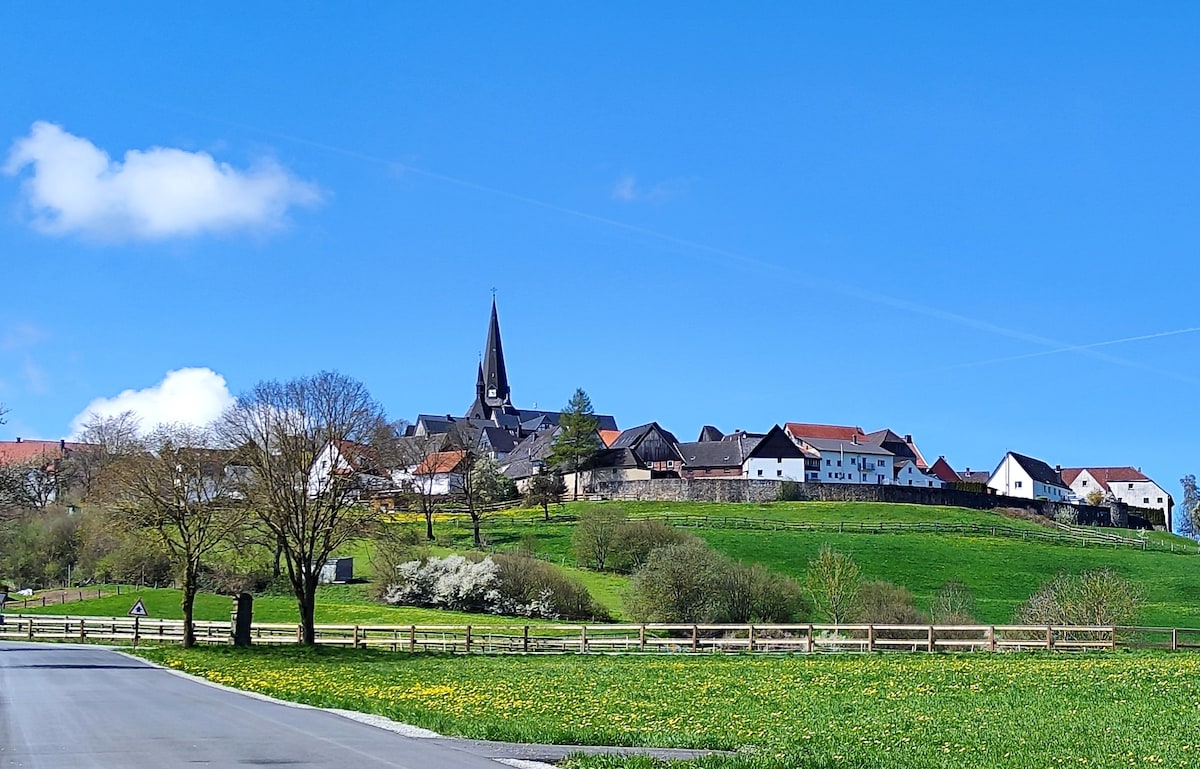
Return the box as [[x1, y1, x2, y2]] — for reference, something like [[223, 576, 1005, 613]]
[[128, 599, 148, 647], [0, 587, 7, 626]]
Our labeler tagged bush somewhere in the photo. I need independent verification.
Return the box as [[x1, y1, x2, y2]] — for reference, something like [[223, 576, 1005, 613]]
[[367, 525, 424, 600], [1016, 568, 1144, 627], [384, 553, 605, 620], [625, 540, 806, 624], [929, 580, 977, 625], [492, 552, 609, 620], [855, 580, 926, 625], [611, 519, 696, 573]]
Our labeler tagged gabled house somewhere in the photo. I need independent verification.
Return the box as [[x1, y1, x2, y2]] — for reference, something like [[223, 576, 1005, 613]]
[[784, 424, 893, 484], [678, 436, 752, 479], [927, 456, 962, 486], [608, 422, 684, 477], [410, 450, 467, 497], [308, 440, 390, 497], [986, 452, 1069, 501], [894, 459, 943, 488], [742, 425, 816, 481], [1061, 467, 1174, 528], [865, 429, 928, 470], [499, 427, 562, 484]]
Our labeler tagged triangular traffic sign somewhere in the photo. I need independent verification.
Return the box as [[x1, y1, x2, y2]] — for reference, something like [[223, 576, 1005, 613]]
[[128, 598, 148, 617]]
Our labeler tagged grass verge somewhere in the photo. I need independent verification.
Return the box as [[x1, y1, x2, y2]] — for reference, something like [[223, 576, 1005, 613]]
[[134, 645, 1200, 769]]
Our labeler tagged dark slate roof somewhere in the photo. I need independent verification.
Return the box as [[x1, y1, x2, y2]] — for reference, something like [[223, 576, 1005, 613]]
[[698, 425, 724, 442], [590, 447, 646, 470], [610, 422, 681, 450], [744, 425, 805, 460], [803, 437, 894, 456], [499, 427, 561, 479], [958, 471, 991, 484], [479, 426, 517, 455], [679, 441, 745, 469], [1008, 452, 1067, 488]]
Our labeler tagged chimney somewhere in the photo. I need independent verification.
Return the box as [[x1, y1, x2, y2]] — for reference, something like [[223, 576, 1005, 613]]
[[15, 437, 20, 443], [60, 439, 66, 450], [851, 434, 858, 445], [1055, 464, 1062, 473], [904, 434, 912, 443]]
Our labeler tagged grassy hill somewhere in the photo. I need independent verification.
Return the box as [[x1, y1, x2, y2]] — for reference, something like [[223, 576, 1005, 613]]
[[15, 500, 1200, 628]]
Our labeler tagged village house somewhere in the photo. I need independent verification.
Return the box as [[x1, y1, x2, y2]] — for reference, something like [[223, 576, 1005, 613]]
[[607, 422, 684, 477], [986, 452, 1070, 501], [679, 425, 816, 481], [1061, 467, 1174, 529], [784, 423, 894, 484], [893, 459, 943, 487]]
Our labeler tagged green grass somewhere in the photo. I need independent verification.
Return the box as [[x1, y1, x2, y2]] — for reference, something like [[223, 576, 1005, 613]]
[[135, 645, 1200, 769]]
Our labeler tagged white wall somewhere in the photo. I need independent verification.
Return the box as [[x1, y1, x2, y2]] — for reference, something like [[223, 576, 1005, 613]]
[[988, 455, 1067, 500], [814, 450, 892, 484], [895, 461, 943, 488], [744, 457, 808, 481]]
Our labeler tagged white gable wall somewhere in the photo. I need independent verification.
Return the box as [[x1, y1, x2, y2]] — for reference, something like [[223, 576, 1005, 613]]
[[744, 456, 808, 481]]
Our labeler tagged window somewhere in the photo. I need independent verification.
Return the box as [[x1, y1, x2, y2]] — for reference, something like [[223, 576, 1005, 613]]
[[837, 460, 842, 467], [757, 469, 763, 477], [667, 460, 674, 468], [1081, 480, 1088, 486], [777, 457, 783, 463], [851, 457, 858, 465], [1015, 481, 1023, 488], [928, 481, 934, 487], [1144, 498, 1149, 504], [1128, 483, 1134, 489], [827, 472, 832, 478], [826, 459, 831, 466], [1158, 497, 1164, 503], [777, 470, 783, 477]]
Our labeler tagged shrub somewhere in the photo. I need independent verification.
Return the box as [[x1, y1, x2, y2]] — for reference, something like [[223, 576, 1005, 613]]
[[929, 580, 977, 625], [492, 552, 608, 620], [804, 545, 861, 624], [1054, 508, 1079, 526], [611, 519, 696, 573], [625, 541, 806, 624], [385, 553, 605, 620], [572, 505, 626, 571], [367, 525, 423, 600], [1016, 568, 1144, 627], [855, 580, 926, 625]]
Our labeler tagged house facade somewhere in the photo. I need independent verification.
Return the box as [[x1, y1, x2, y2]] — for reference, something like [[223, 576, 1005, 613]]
[[986, 452, 1070, 501], [1061, 467, 1174, 529]]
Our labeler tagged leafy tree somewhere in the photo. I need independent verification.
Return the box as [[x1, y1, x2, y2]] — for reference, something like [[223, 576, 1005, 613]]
[[805, 545, 861, 624], [548, 388, 601, 499], [525, 469, 566, 520], [572, 505, 626, 571], [219, 371, 387, 645], [625, 540, 726, 623], [1016, 568, 1144, 627], [1084, 488, 1106, 507]]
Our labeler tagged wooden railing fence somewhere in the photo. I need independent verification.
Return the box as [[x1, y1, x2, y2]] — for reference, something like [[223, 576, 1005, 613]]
[[3, 615, 1198, 654]]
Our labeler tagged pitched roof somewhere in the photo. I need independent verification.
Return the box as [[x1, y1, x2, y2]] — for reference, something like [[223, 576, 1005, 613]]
[[678, 440, 746, 469], [414, 450, 466, 475], [958, 471, 991, 484], [499, 427, 562, 479], [598, 429, 622, 447], [0, 439, 91, 466], [864, 428, 928, 469], [698, 425, 725, 442], [1006, 452, 1067, 488], [784, 423, 865, 441], [1061, 466, 1153, 492], [479, 426, 517, 454], [589, 447, 647, 470], [802, 437, 893, 456], [927, 456, 961, 485]]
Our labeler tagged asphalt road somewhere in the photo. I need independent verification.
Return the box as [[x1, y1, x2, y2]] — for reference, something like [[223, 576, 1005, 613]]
[[0, 641, 526, 769]]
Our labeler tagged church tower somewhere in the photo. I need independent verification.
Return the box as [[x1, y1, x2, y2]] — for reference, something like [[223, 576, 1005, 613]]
[[467, 297, 512, 420]]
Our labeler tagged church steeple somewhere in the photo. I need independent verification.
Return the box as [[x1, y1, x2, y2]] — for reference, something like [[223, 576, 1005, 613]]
[[480, 297, 510, 408]]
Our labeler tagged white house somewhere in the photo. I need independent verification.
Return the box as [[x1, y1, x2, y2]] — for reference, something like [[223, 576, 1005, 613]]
[[798, 436, 894, 484], [308, 440, 388, 497], [1061, 467, 1174, 529], [742, 425, 813, 481], [987, 452, 1069, 501], [893, 459, 944, 488], [408, 450, 467, 496]]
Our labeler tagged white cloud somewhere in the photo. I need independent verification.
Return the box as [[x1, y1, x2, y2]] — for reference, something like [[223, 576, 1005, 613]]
[[4, 121, 321, 240], [69, 367, 235, 436], [610, 172, 693, 203]]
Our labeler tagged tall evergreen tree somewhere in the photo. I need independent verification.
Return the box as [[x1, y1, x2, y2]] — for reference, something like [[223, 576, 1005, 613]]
[[549, 388, 602, 499]]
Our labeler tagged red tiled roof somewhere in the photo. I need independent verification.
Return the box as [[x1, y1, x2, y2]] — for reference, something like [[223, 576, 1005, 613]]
[[598, 430, 621, 448], [784, 423, 865, 441], [1061, 467, 1150, 493], [927, 457, 960, 485], [0, 439, 91, 467], [415, 450, 466, 475]]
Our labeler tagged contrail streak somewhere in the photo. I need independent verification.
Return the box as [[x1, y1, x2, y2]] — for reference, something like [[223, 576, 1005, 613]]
[[925, 327, 1200, 374], [172, 109, 1196, 381]]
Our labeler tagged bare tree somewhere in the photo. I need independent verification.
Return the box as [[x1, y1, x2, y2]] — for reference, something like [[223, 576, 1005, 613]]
[[804, 545, 861, 624], [398, 432, 448, 541], [219, 371, 385, 645], [66, 411, 143, 501], [111, 423, 245, 647]]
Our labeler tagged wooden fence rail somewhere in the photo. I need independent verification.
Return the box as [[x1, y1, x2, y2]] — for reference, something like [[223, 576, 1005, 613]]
[[4, 615, 1200, 654]]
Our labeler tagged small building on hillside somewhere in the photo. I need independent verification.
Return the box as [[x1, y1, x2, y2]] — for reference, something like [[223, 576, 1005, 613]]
[[894, 459, 943, 487], [608, 422, 684, 477], [986, 452, 1070, 501], [1061, 467, 1174, 530]]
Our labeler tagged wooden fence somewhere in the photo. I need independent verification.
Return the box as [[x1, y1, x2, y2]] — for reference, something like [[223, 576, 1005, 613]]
[[4, 615, 1199, 654]]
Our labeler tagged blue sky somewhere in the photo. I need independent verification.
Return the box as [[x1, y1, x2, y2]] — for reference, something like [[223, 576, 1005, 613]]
[[1, 4, 1197, 520]]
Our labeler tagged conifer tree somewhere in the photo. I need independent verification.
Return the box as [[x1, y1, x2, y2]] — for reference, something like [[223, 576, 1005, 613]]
[[549, 389, 601, 500]]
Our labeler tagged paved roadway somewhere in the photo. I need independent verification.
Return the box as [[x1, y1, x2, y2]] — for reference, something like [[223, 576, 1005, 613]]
[[0, 641, 529, 769]]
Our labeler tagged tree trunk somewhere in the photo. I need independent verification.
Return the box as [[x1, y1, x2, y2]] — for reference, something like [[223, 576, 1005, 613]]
[[297, 572, 318, 645], [181, 563, 198, 649], [542, 502, 549, 521], [272, 535, 284, 578], [424, 508, 434, 541], [471, 513, 482, 548]]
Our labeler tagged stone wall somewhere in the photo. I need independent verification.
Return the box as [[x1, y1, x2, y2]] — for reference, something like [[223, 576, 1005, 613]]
[[590, 479, 1164, 529]]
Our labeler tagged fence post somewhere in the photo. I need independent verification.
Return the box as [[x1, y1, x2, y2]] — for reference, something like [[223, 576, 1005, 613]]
[[989, 626, 996, 652], [353, 625, 361, 649], [409, 625, 416, 653], [867, 625, 875, 652], [748, 625, 756, 653], [1172, 628, 1179, 652], [27, 619, 34, 640], [927, 625, 934, 653], [133, 616, 140, 649], [296, 625, 302, 643], [807, 624, 815, 653], [523, 625, 530, 653], [465, 625, 472, 654], [580, 626, 588, 653], [1046, 626, 1054, 651], [639, 624, 646, 652], [79, 620, 86, 643], [691, 625, 698, 652]]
